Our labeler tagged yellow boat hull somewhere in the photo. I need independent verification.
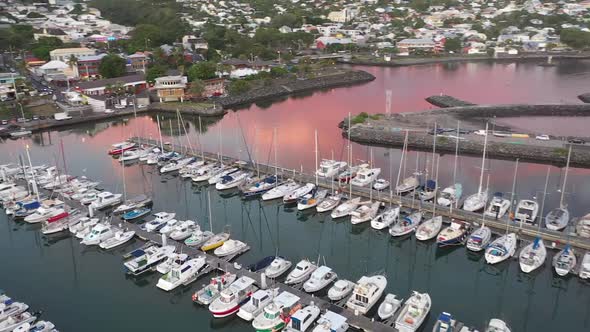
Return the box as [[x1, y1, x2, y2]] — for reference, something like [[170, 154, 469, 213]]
[[201, 240, 225, 251]]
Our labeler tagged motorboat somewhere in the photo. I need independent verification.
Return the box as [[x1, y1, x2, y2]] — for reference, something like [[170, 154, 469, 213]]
[[373, 178, 390, 191], [284, 183, 316, 204], [545, 207, 569, 231], [144, 212, 176, 232], [24, 207, 63, 224], [466, 225, 492, 252], [90, 191, 122, 210], [312, 310, 349, 332], [99, 229, 135, 249], [395, 176, 419, 195], [264, 256, 292, 278], [336, 163, 368, 184], [389, 211, 422, 237], [415, 216, 443, 241], [192, 272, 237, 305], [242, 175, 278, 197], [519, 237, 547, 273], [122, 207, 151, 221], [80, 191, 100, 205], [377, 293, 402, 321], [201, 232, 230, 251], [160, 157, 196, 174], [303, 266, 337, 293], [297, 189, 328, 211], [159, 219, 181, 235], [191, 164, 224, 182], [252, 292, 300, 332], [579, 252, 590, 280], [184, 229, 214, 247], [69, 217, 99, 235], [119, 149, 142, 162], [433, 312, 457, 332], [437, 220, 470, 247], [216, 171, 250, 190], [156, 253, 190, 274], [208, 276, 258, 318], [577, 214, 590, 238], [285, 259, 317, 285], [485, 233, 517, 265], [485, 319, 511, 332], [330, 197, 361, 219], [514, 199, 539, 225], [262, 180, 300, 201], [247, 256, 276, 272], [237, 288, 278, 321], [0, 312, 36, 332], [350, 201, 380, 225], [208, 167, 239, 185], [214, 239, 247, 257], [108, 141, 136, 155], [81, 223, 114, 245], [463, 191, 488, 212], [9, 128, 32, 138], [484, 193, 511, 219], [316, 193, 342, 213], [394, 291, 431, 332], [156, 256, 208, 291], [553, 245, 576, 277], [418, 180, 436, 201], [113, 195, 152, 214], [345, 275, 387, 315], [371, 206, 400, 230], [28, 321, 56, 332], [170, 220, 198, 240], [41, 213, 84, 235], [328, 279, 354, 301], [179, 161, 205, 178], [285, 304, 320, 332], [350, 167, 381, 187], [0, 302, 28, 322], [123, 245, 176, 275], [156, 152, 180, 166], [316, 160, 347, 178]]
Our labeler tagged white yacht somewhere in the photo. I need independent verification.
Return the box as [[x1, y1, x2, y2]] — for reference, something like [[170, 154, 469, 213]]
[[69, 217, 99, 235], [545, 207, 569, 231], [330, 197, 361, 219], [432, 312, 457, 332], [156, 253, 189, 274], [216, 171, 250, 190], [437, 183, 462, 207], [326, 279, 353, 301], [191, 164, 224, 182], [371, 206, 400, 230], [303, 266, 337, 293], [160, 157, 195, 174], [284, 183, 316, 204], [237, 288, 278, 321], [24, 207, 63, 224], [214, 239, 247, 257], [298, 189, 328, 211], [285, 304, 321, 332], [395, 291, 431, 332], [112, 194, 152, 215], [418, 179, 436, 201], [159, 219, 181, 235], [463, 191, 488, 212], [436, 220, 470, 247], [312, 310, 349, 332], [262, 180, 300, 201], [242, 175, 278, 197], [119, 149, 142, 162], [0, 312, 36, 332], [577, 214, 590, 238], [184, 229, 214, 247], [28, 320, 56, 332], [377, 294, 402, 321], [209, 276, 258, 318], [351, 167, 381, 187], [265, 257, 292, 278], [144, 212, 176, 233], [395, 176, 419, 195], [485, 233, 517, 265], [124, 245, 176, 275], [485, 193, 511, 219], [373, 178, 390, 191], [156, 256, 208, 291], [0, 302, 28, 322], [316, 160, 347, 178], [285, 259, 317, 285], [553, 245, 576, 277], [514, 199, 539, 224], [415, 216, 443, 241], [350, 201, 380, 225], [208, 167, 238, 185], [485, 319, 511, 332], [579, 252, 590, 280], [192, 272, 237, 305], [99, 229, 135, 250], [345, 275, 387, 315], [90, 191, 122, 210], [519, 237, 546, 273], [252, 292, 301, 332], [389, 211, 422, 237], [170, 220, 198, 240], [81, 223, 115, 245], [466, 225, 492, 252], [80, 191, 99, 205]]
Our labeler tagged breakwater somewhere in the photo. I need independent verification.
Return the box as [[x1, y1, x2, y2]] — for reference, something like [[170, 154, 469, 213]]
[[427, 104, 590, 118], [425, 95, 475, 108], [579, 93, 590, 103]]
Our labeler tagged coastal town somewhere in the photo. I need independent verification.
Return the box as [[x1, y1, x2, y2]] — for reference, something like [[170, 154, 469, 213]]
[[1, 1, 590, 332]]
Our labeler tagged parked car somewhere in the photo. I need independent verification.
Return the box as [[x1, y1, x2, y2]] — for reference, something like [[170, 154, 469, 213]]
[[32, 115, 39, 120], [114, 104, 125, 109], [535, 134, 550, 141], [1, 120, 7, 125], [568, 137, 585, 144], [474, 129, 487, 136]]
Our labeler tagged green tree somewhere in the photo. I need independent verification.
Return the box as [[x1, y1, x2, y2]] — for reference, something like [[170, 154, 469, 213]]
[[189, 80, 205, 97], [560, 29, 590, 49], [270, 67, 288, 78], [145, 64, 167, 83], [26, 12, 45, 18], [187, 62, 217, 81], [444, 38, 462, 52], [271, 13, 301, 28], [228, 80, 251, 95], [98, 54, 126, 78]]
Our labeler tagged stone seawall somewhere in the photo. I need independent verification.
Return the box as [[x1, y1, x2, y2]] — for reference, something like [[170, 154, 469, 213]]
[[425, 95, 475, 108], [148, 102, 226, 117], [579, 93, 590, 103], [422, 104, 590, 118], [218, 70, 375, 109]]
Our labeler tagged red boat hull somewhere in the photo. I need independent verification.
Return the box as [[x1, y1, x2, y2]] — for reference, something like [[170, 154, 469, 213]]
[[47, 212, 68, 223]]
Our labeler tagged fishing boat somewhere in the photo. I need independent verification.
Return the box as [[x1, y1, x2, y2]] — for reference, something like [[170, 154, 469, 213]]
[[553, 245, 576, 276], [519, 237, 546, 273], [208, 167, 239, 185], [485, 319, 511, 332], [316, 193, 342, 213], [345, 275, 387, 315], [328, 280, 354, 301], [157, 253, 190, 274], [312, 310, 348, 332], [81, 223, 114, 245], [122, 207, 151, 221], [262, 180, 301, 201], [265, 256, 292, 278], [377, 294, 402, 321], [330, 197, 361, 219], [466, 225, 492, 252], [579, 252, 590, 280], [170, 220, 198, 240], [191, 164, 224, 182], [418, 180, 436, 201], [113, 194, 152, 214], [545, 208, 569, 231], [437, 220, 470, 247], [285, 259, 318, 285], [99, 229, 135, 249], [485, 193, 511, 219], [123, 245, 176, 276], [192, 272, 237, 305], [0, 312, 37, 332], [208, 276, 258, 318], [297, 189, 328, 211], [252, 292, 301, 332], [144, 212, 176, 232], [371, 206, 400, 230], [283, 183, 316, 204], [90, 191, 122, 210], [216, 171, 251, 190], [303, 266, 337, 293], [350, 201, 380, 225], [394, 291, 431, 332], [242, 176, 278, 197], [389, 211, 422, 237], [415, 216, 443, 241], [432, 312, 457, 332], [513, 199, 539, 225], [214, 239, 248, 257], [237, 288, 278, 321], [351, 167, 381, 187], [185, 229, 214, 247], [485, 233, 517, 265], [201, 232, 230, 251], [108, 142, 136, 155], [285, 304, 320, 332], [316, 160, 347, 178], [395, 176, 419, 195], [156, 256, 208, 291], [373, 178, 390, 191]]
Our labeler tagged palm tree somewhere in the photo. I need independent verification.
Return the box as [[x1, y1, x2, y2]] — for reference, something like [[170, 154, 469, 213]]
[[68, 54, 79, 78]]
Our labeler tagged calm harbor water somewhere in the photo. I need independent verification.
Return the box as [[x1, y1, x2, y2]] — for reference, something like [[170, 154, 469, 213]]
[[2, 61, 590, 332]]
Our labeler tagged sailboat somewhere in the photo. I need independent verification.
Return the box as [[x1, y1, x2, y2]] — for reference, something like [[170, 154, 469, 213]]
[[519, 237, 546, 273], [436, 220, 470, 247], [394, 131, 419, 195], [553, 245, 576, 277], [546, 145, 572, 231], [466, 224, 492, 252], [416, 155, 442, 241], [200, 191, 230, 251], [298, 130, 328, 211], [485, 233, 517, 265], [485, 192, 511, 219], [463, 122, 489, 212], [351, 148, 380, 224], [389, 211, 422, 237]]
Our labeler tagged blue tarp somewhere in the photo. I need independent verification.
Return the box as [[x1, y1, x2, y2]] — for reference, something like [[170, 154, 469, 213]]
[[426, 180, 436, 190]]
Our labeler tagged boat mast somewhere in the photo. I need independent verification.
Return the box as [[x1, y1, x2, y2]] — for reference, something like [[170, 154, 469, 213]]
[[208, 190, 213, 232], [369, 148, 373, 202], [198, 116, 204, 162], [509, 158, 519, 218], [122, 145, 127, 201], [453, 121, 460, 185], [395, 130, 408, 191], [539, 166, 551, 233], [314, 129, 318, 186], [168, 119, 174, 152], [157, 115, 164, 152], [25, 145, 40, 202], [431, 122, 437, 177], [433, 155, 440, 217], [478, 122, 489, 194], [560, 144, 572, 208], [348, 113, 352, 199]]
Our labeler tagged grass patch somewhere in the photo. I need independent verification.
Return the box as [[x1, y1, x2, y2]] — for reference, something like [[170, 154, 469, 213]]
[[351, 112, 369, 124], [553, 148, 568, 157], [369, 113, 383, 120]]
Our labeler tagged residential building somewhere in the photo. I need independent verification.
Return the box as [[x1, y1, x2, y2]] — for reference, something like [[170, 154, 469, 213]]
[[50, 48, 96, 63], [34, 28, 70, 43], [182, 35, 208, 51], [38, 60, 69, 78], [328, 7, 358, 23], [315, 36, 353, 49], [74, 74, 147, 96], [77, 54, 107, 79], [202, 78, 225, 97], [127, 53, 149, 73], [397, 39, 437, 53], [154, 75, 187, 102]]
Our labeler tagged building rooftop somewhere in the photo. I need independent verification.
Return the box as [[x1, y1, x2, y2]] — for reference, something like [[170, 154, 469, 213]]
[[75, 74, 145, 90]]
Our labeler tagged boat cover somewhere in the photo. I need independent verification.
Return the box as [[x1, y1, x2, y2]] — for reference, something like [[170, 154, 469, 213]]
[[425, 180, 436, 190]]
